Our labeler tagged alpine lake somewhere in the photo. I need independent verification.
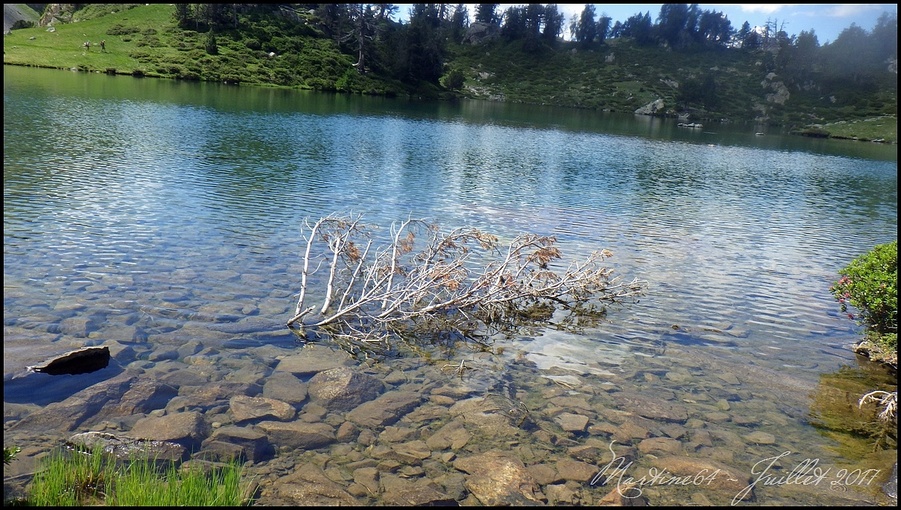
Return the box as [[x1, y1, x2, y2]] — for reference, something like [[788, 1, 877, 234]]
[[3, 65, 897, 506]]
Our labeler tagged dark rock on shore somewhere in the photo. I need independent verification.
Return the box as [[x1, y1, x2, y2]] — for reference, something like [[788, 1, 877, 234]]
[[27, 346, 111, 375]]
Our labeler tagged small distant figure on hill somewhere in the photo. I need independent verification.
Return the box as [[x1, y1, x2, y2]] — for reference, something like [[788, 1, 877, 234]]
[[100, 40, 106, 52], [83, 40, 90, 51]]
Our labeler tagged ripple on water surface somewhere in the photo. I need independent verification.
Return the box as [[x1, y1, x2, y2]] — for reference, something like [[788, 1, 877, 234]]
[[3, 73, 897, 505]]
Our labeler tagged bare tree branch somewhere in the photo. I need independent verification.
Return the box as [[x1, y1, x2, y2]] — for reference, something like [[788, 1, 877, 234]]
[[287, 214, 646, 349]]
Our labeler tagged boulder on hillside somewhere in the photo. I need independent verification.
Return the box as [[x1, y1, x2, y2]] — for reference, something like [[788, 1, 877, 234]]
[[463, 21, 499, 45], [634, 98, 665, 116]]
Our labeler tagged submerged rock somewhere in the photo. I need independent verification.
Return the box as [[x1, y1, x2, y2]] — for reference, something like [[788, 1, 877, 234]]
[[275, 345, 351, 376], [129, 411, 209, 451], [453, 450, 543, 505], [8, 371, 135, 431], [67, 431, 186, 462], [346, 391, 423, 428], [649, 456, 750, 499], [257, 421, 336, 450], [229, 395, 296, 423], [308, 366, 384, 411], [264, 461, 357, 505], [200, 425, 274, 463]]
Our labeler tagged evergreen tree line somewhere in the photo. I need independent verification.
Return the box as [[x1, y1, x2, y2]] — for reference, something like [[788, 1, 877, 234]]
[[171, 3, 897, 91]]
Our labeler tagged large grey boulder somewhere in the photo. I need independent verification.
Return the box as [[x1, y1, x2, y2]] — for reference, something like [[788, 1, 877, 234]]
[[3, 4, 39, 34], [634, 98, 665, 115]]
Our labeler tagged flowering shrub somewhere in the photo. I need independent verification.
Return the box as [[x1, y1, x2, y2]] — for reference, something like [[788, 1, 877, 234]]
[[831, 240, 897, 358]]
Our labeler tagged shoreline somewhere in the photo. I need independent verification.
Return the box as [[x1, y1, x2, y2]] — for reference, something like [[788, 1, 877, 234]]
[[4, 61, 898, 145]]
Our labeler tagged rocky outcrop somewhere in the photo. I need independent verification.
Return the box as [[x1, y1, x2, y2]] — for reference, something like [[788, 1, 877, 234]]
[[762, 72, 790, 105], [463, 21, 499, 45], [634, 98, 665, 116], [3, 4, 39, 34], [38, 4, 77, 27]]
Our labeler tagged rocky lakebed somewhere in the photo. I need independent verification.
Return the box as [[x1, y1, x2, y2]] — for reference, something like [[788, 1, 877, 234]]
[[4, 329, 897, 506]]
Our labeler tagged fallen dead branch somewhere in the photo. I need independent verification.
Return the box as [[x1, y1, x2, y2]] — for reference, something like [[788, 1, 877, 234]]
[[287, 213, 646, 350], [859, 390, 898, 423]]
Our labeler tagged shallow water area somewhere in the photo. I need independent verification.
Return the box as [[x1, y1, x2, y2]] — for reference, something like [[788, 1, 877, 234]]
[[3, 66, 898, 505]]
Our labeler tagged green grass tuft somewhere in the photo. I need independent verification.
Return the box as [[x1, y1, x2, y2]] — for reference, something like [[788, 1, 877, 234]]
[[26, 444, 252, 506]]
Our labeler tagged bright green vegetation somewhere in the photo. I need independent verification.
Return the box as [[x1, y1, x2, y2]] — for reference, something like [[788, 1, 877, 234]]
[[25, 444, 252, 506], [4, 446, 20, 465], [2, 4, 157, 75], [813, 116, 898, 143], [832, 240, 898, 366], [2, 4, 407, 95], [2, 3, 897, 142], [447, 36, 763, 116]]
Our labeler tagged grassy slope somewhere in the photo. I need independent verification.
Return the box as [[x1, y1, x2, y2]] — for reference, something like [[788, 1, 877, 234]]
[[3, 4, 896, 142], [3, 4, 170, 74], [1, 4, 406, 94]]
